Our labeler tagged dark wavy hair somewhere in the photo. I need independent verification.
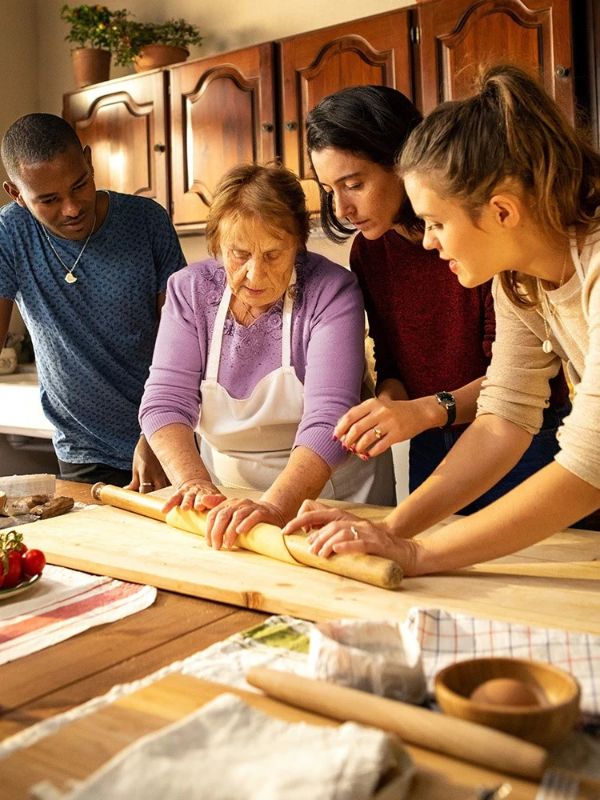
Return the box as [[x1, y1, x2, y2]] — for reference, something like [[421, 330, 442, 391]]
[[306, 85, 423, 242], [1, 113, 82, 181], [399, 65, 600, 308]]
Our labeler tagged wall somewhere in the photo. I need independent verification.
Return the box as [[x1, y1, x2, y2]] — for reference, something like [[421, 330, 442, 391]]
[[0, 0, 39, 190]]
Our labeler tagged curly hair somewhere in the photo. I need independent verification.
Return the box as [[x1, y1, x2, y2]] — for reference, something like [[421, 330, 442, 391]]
[[206, 163, 310, 257]]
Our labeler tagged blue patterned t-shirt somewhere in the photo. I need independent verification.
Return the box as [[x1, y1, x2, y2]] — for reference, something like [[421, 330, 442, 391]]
[[0, 191, 186, 468]]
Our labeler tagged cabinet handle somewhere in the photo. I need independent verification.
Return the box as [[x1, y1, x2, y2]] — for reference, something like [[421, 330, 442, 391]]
[[153, 143, 166, 153], [285, 121, 298, 131], [555, 65, 570, 78], [261, 122, 274, 133]]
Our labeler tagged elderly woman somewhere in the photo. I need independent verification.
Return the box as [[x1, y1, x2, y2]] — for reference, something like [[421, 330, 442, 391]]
[[139, 164, 394, 549]]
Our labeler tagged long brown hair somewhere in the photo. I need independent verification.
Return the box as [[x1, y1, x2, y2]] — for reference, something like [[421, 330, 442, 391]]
[[399, 65, 600, 307]]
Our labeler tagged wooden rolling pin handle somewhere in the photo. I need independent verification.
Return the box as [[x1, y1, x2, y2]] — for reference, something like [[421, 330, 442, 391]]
[[91, 483, 167, 523], [284, 535, 403, 590], [246, 668, 547, 780]]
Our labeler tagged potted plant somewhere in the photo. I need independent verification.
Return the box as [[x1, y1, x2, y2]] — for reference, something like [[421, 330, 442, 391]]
[[114, 18, 202, 72], [60, 4, 129, 87]]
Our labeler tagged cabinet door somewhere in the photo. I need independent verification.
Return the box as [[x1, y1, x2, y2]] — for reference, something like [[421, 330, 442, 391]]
[[169, 44, 276, 233], [415, 0, 574, 120], [62, 70, 169, 210], [279, 9, 414, 189]]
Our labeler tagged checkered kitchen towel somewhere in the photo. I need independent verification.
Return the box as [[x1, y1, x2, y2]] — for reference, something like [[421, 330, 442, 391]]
[[405, 608, 600, 721]]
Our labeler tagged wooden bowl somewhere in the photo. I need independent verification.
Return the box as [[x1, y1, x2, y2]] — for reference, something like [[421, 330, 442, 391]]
[[434, 657, 580, 748]]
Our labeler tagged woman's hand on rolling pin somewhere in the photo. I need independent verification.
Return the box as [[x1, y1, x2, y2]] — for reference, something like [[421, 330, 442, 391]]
[[335, 397, 439, 458], [283, 499, 420, 573], [162, 479, 227, 514], [206, 499, 286, 550]]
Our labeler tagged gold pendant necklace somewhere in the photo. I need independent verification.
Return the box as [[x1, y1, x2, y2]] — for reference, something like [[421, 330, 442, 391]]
[[39, 214, 96, 285]]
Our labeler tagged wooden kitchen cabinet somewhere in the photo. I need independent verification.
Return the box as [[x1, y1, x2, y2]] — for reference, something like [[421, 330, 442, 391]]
[[278, 9, 414, 188], [62, 1, 581, 228], [169, 44, 277, 233], [414, 0, 574, 119], [63, 70, 170, 210]]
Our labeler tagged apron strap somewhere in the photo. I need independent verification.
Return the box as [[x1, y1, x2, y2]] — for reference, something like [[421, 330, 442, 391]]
[[281, 268, 296, 368], [205, 268, 297, 380], [205, 282, 232, 380]]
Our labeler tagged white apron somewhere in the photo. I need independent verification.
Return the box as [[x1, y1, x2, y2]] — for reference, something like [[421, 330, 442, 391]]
[[197, 276, 395, 505]]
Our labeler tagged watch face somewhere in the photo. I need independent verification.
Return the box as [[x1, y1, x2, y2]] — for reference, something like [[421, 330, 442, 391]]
[[437, 391, 454, 406]]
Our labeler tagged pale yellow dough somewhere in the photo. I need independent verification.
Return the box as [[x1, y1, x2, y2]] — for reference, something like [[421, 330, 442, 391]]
[[165, 506, 298, 565]]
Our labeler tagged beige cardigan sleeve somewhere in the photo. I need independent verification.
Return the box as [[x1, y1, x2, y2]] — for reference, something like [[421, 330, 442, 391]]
[[476, 277, 563, 436], [555, 250, 600, 488]]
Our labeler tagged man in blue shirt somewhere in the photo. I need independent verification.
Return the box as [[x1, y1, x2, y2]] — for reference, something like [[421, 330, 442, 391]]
[[0, 113, 186, 489]]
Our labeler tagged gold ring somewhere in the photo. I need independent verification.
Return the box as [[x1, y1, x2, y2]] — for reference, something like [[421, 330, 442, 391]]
[[350, 525, 359, 541], [373, 427, 383, 440], [140, 482, 153, 487]]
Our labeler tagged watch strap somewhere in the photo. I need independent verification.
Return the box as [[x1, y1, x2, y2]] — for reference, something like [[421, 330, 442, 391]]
[[435, 391, 456, 429]]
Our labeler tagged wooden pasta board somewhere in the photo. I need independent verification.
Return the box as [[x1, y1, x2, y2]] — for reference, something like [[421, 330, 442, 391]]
[[16, 502, 600, 633], [0, 673, 539, 799]]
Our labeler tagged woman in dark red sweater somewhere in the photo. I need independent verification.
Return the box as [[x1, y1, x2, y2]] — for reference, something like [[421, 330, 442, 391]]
[[306, 85, 569, 512]]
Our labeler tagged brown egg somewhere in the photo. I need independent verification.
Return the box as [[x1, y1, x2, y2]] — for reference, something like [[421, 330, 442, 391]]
[[470, 677, 542, 707]]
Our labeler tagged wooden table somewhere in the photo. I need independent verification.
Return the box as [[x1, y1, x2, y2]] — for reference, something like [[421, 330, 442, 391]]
[[0, 480, 265, 742], [1, 480, 598, 799]]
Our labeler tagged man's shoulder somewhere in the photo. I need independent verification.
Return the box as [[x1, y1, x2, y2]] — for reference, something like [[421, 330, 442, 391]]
[[0, 201, 32, 228], [106, 192, 170, 223]]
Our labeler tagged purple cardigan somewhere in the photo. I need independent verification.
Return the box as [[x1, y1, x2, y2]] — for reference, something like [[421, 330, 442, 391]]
[[139, 252, 365, 467]]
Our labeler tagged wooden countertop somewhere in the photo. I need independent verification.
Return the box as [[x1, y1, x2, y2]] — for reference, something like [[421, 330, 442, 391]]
[[0, 480, 265, 742], [1, 480, 598, 799]]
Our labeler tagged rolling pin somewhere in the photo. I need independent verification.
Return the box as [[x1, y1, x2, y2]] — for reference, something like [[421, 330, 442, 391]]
[[91, 483, 403, 590], [246, 667, 548, 780]]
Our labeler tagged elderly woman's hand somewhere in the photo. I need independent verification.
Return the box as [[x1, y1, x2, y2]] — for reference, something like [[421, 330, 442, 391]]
[[162, 479, 227, 514], [282, 499, 420, 573], [205, 498, 286, 550]]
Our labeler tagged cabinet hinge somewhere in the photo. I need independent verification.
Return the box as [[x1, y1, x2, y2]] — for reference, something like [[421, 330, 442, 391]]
[[410, 25, 421, 45]]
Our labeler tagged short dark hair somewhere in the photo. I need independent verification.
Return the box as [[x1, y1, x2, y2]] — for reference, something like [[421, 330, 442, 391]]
[[206, 163, 310, 257], [306, 85, 423, 242], [1, 113, 82, 181]]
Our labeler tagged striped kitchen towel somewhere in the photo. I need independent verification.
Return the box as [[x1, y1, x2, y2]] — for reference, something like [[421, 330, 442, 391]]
[[405, 608, 600, 720], [0, 565, 156, 664]]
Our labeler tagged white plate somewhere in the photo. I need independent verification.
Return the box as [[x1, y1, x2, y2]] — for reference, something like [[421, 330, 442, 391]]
[[0, 573, 41, 600]]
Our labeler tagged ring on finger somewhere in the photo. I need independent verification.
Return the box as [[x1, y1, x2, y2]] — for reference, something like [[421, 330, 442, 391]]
[[350, 525, 359, 541], [373, 427, 383, 440]]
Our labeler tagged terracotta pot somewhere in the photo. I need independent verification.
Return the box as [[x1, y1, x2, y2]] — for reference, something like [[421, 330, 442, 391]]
[[71, 48, 111, 88], [134, 44, 189, 72]]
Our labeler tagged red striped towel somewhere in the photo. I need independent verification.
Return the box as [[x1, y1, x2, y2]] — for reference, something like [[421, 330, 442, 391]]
[[406, 608, 600, 721], [0, 565, 156, 664]]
